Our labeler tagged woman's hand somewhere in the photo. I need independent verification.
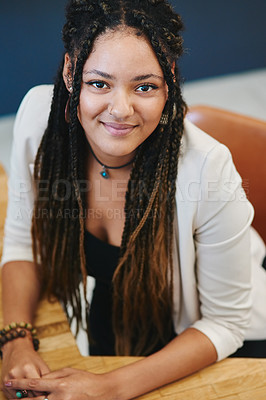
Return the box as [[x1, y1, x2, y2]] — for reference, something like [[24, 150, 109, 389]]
[[4, 368, 117, 400], [1, 338, 50, 399]]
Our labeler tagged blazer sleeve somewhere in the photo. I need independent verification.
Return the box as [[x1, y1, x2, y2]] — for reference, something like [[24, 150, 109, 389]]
[[191, 143, 254, 361], [1, 85, 53, 266]]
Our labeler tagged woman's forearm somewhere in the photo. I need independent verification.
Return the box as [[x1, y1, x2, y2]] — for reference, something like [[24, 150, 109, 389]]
[[108, 328, 217, 400], [1, 261, 51, 393], [2, 326, 218, 399], [1, 261, 41, 325]]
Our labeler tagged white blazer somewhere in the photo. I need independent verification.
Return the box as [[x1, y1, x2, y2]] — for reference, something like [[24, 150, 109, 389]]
[[2, 85, 265, 361]]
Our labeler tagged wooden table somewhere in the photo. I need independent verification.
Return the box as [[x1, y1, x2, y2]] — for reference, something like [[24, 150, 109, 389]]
[[1, 163, 266, 399]]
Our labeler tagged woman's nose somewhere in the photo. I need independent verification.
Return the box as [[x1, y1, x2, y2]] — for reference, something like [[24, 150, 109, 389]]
[[108, 91, 134, 119]]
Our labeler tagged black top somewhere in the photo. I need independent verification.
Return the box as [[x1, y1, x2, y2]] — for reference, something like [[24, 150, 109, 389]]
[[84, 230, 119, 355], [84, 229, 177, 355]]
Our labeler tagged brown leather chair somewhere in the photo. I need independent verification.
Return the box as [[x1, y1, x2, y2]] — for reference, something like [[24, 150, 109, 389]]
[[187, 105, 266, 243]]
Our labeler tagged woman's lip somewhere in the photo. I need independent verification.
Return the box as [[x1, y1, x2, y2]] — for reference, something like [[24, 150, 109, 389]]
[[102, 122, 137, 137]]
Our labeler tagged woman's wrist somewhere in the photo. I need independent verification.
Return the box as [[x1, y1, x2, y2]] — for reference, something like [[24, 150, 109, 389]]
[[0, 321, 40, 359], [1, 334, 35, 357], [101, 371, 124, 400]]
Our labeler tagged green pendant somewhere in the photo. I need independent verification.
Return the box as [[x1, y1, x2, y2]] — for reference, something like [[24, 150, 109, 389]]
[[100, 166, 109, 179]]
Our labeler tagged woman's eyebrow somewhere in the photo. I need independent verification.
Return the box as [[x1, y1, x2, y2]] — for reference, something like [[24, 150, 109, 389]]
[[132, 74, 164, 82], [83, 69, 164, 81], [83, 69, 114, 79]]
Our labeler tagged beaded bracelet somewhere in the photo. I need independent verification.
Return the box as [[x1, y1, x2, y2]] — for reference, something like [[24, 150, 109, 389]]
[[0, 322, 40, 359]]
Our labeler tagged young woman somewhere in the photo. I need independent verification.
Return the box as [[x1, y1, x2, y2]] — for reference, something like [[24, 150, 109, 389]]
[[1, 0, 265, 399]]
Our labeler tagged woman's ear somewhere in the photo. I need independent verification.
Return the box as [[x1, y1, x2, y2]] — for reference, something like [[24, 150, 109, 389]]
[[62, 53, 73, 93]]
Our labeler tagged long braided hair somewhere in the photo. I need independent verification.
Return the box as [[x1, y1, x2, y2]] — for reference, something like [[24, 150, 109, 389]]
[[32, 0, 187, 356]]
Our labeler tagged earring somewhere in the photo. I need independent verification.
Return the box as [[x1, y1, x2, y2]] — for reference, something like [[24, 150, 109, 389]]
[[66, 73, 73, 91], [64, 84, 73, 124], [159, 112, 168, 125], [159, 103, 177, 125], [65, 94, 71, 124]]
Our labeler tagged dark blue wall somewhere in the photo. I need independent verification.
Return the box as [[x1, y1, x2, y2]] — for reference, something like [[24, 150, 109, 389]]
[[177, 0, 266, 82], [1, 0, 266, 115]]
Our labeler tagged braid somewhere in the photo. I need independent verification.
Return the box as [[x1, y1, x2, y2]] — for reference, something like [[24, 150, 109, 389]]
[[66, 23, 102, 314], [32, 16, 106, 333], [32, 0, 187, 354]]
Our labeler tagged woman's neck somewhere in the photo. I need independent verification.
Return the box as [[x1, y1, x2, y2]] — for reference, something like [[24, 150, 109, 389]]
[[86, 142, 135, 181]]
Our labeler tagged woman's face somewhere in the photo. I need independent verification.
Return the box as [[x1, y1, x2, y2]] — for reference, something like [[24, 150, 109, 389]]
[[65, 28, 168, 165]]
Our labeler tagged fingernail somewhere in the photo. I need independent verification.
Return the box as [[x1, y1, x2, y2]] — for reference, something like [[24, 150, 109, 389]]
[[4, 381, 12, 387]]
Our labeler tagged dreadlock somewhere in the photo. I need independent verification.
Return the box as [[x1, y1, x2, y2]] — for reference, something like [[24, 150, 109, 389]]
[[32, 0, 187, 356]]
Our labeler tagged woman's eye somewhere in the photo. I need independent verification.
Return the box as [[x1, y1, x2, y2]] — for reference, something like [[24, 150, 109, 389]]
[[88, 81, 109, 89], [136, 84, 157, 93]]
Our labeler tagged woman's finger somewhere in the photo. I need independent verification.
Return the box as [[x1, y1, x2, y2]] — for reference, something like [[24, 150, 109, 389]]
[[4, 385, 38, 398], [1, 385, 27, 400], [42, 367, 73, 379], [2, 386, 16, 400], [5, 377, 55, 393], [10, 396, 48, 400], [3, 368, 43, 398]]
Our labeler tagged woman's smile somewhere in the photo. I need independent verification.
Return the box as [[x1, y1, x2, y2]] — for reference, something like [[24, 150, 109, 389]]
[[101, 122, 138, 137]]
